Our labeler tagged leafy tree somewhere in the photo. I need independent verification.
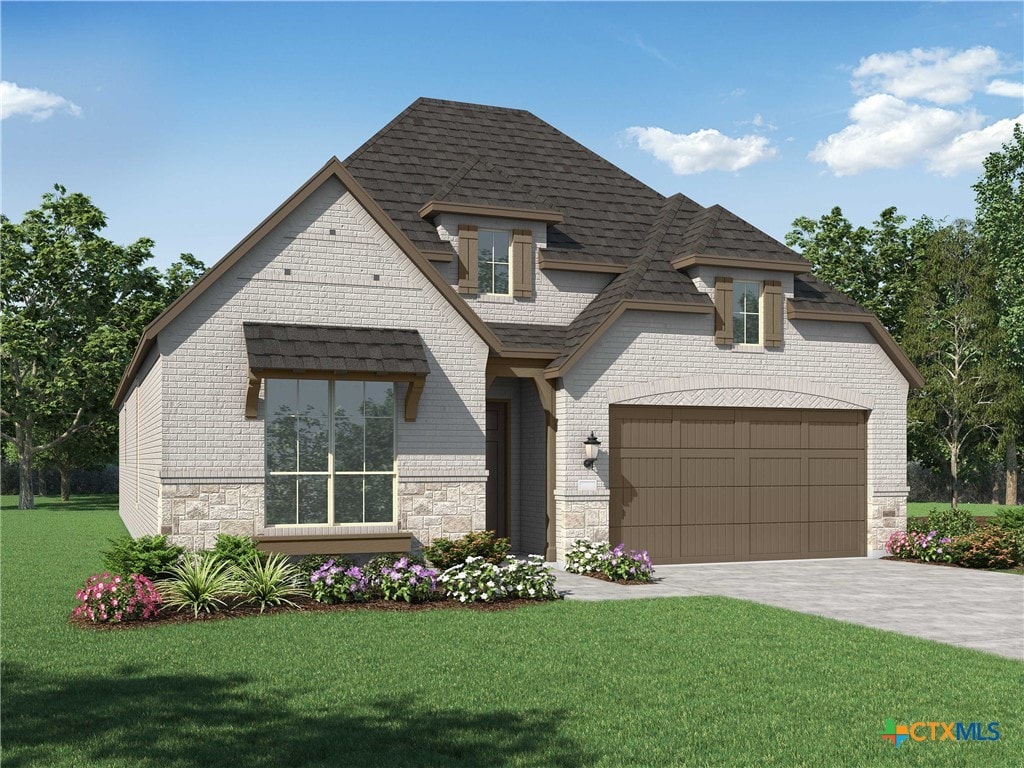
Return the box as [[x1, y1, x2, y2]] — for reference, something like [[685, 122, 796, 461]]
[[1, 185, 205, 508], [973, 123, 1024, 505], [902, 222, 1011, 508], [786, 206, 936, 341]]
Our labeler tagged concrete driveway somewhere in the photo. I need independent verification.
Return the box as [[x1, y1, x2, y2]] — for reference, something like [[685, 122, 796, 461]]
[[554, 558, 1024, 660]]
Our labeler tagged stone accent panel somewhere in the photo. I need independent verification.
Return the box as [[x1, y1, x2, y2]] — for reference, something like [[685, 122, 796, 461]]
[[162, 482, 262, 551], [554, 494, 609, 561], [870, 495, 907, 552], [399, 480, 487, 550]]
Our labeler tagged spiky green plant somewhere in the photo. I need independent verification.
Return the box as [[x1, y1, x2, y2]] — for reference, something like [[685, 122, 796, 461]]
[[232, 552, 307, 613], [159, 553, 237, 617]]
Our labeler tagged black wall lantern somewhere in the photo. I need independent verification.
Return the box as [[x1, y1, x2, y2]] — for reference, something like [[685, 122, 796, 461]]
[[583, 431, 601, 468]]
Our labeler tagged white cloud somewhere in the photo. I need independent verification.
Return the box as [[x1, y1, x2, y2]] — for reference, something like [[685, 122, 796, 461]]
[[625, 125, 777, 174], [852, 46, 1006, 104], [986, 79, 1024, 99], [808, 94, 982, 175], [1, 81, 81, 121], [928, 114, 1024, 175], [730, 88, 746, 98], [751, 113, 777, 130]]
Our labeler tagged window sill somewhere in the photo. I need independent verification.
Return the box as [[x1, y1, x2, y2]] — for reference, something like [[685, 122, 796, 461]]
[[473, 293, 515, 303], [256, 530, 412, 555], [732, 344, 765, 354]]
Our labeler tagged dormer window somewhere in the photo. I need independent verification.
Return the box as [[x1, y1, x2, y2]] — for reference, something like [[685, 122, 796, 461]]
[[733, 281, 761, 345], [478, 230, 511, 295], [456, 224, 535, 298], [714, 277, 783, 349]]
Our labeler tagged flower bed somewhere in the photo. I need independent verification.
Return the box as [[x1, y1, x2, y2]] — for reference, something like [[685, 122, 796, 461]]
[[885, 523, 1021, 572], [565, 540, 655, 584], [70, 543, 562, 629]]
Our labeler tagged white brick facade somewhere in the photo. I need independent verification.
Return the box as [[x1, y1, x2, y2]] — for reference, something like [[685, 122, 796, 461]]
[[119, 176, 492, 550], [555, 306, 909, 557], [118, 171, 912, 561]]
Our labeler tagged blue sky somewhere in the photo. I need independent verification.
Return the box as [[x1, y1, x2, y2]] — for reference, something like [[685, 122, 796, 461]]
[[3, 2, 1022, 271]]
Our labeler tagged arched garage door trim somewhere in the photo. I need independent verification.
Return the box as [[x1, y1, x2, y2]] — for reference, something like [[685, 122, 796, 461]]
[[608, 375, 875, 412]]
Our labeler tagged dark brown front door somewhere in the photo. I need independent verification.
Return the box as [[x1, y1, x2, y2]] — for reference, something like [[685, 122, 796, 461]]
[[610, 406, 867, 564], [486, 401, 510, 539]]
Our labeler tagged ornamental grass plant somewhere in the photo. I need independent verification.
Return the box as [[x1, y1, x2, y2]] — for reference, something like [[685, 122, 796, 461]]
[[232, 552, 307, 612], [159, 553, 238, 617]]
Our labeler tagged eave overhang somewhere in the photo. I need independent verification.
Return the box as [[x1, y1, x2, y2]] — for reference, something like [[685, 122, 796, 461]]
[[418, 200, 564, 224]]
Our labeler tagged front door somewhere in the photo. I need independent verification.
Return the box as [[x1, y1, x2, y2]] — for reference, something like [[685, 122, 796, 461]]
[[485, 401, 510, 539]]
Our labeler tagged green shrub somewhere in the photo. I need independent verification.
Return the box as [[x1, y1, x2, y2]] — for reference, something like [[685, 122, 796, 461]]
[[297, 554, 355, 584], [159, 554, 238, 617], [922, 506, 977, 539], [993, 506, 1024, 534], [233, 552, 307, 613], [946, 528, 1020, 570], [423, 531, 510, 571], [102, 535, 184, 579], [212, 534, 262, 567]]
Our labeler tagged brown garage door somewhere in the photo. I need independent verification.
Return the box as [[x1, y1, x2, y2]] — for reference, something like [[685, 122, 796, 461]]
[[609, 406, 866, 564]]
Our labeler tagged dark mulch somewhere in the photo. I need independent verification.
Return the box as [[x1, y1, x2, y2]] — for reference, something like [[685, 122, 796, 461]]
[[581, 572, 655, 586], [68, 595, 547, 631]]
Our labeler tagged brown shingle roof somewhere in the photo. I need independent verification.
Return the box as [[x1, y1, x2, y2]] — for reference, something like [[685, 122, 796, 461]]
[[487, 322, 568, 353], [790, 273, 872, 315], [676, 205, 808, 265], [243, 323, 429, 375], [550, 195, 714, 370], [434, 155, 553, 212], [344, 98, 672, 262]]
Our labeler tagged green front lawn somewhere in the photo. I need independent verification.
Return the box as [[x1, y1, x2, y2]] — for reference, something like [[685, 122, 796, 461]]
[[2, 497, 1022, 767], [908, 502, 1003, 518]]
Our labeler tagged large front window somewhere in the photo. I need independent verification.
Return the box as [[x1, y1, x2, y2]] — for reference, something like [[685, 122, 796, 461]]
[[477, 230, 510, 295], [733, 281, 761, 345], [264, 379, 395, 525]]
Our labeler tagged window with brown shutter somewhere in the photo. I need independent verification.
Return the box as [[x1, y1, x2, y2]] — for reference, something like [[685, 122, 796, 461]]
[[763, 280, 783, 347], [457, 225, 478, 294], [511, 229, 533, 298], [714, 277, 733, 345]]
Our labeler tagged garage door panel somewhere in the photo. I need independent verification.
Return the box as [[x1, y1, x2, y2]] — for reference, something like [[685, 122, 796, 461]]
[[809, 485, 865, 522], [609, 406, 866, 564], [749, 486, 804, 524], [618, 456, 675, 489], [749, 457, 802, 486], [679, 487, 738, 525], [808, 456, 863, 486], [808, 419, 864, 450], [678, 418, 737, 449], [679, 457, 735, 487], [749, 522, 805, 556], [808, 521, 863, 555], [749, 418, 802, 449], [682, 524, 743, 561]]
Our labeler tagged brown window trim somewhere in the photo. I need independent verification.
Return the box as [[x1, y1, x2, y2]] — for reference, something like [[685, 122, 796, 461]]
[[246, 370, 426, 422], [256, 531, 412, 556]]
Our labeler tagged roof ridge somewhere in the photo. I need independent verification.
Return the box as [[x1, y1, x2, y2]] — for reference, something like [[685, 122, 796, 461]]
[[433, 153, 553, 209], [620, 194, 686, 298], [415, 97, 534, 115], [687, 205, 722, 255], [435, 155, 482, 200]]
